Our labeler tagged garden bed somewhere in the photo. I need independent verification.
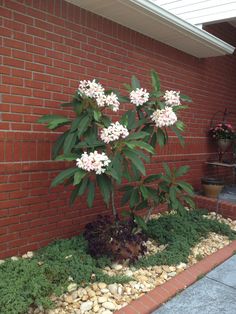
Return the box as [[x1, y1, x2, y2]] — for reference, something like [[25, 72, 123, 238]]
[[1, 209, 236, 314]]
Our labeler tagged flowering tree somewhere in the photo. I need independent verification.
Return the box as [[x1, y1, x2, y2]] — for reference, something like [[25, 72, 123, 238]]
[[38, 70, 192, 223]]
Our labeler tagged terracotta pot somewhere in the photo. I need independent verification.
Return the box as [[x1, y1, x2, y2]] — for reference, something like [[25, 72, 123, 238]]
[[201, 177, 224, 199]]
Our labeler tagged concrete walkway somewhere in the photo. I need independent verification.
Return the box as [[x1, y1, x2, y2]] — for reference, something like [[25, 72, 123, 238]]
[[152, 255, 236, 314]]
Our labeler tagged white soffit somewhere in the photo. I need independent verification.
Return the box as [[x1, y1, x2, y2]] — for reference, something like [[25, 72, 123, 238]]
[[66, 0, 235, 58]]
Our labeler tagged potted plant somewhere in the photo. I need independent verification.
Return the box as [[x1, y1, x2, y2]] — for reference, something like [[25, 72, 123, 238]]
[[201, 177, 224, 199], [209, 122, 234, 161]]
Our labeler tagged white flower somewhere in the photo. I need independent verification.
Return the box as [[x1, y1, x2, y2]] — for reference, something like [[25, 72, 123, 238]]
[[78, 79, 104, 98], [105, 92, 120, 112], [100, 122, 129, 144], [151, 107, 177, 128], [76, 151, 111, 175], [164, 90, 181, 106], [130, 88, 149, 106], [78, 80, 120, 112], [96, 93, 107, 107]]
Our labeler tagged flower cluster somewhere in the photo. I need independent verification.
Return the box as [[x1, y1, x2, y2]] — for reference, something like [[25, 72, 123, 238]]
[[130, 88, 149, 106], [76, 151, 111, 174], [78, 79, 104, 98], [164, 90, 181, 107], [209, 123, 234, 140], [100, 121, 129, 144], [78, 80, 120, 112], [151, 107, 177, 128]]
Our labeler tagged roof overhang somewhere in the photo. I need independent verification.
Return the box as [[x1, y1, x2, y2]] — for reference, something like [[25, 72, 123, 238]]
[[66, 0, 235, 58]]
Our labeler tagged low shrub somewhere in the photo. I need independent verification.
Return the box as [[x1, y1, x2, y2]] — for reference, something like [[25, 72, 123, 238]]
[[84, 215, 147, 262], [135, 209, 236, 267]]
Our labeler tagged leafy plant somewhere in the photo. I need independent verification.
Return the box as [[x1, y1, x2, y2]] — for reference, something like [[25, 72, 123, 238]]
[[84, 215, 147, 262], [37, 70, 192, 223], [120, 163, 195, 226], [135, 209, 236, 268], [0, 236, 130, 314]]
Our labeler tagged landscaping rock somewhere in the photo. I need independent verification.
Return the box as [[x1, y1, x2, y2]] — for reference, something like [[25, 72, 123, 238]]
[[67, 283, 77, 293], [111, 263, 123, 271], [98, 282, 107, 289], [102, 301, 116, 310], [108, 284, 118, 295], [80, 301, 93, 313]]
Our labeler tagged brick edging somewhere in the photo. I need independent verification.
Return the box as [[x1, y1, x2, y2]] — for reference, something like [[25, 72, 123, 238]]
[[115, 240, 236, 314]]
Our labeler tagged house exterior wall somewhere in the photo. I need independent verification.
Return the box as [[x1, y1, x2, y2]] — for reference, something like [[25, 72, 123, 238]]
[[0, 0, 236, 258]]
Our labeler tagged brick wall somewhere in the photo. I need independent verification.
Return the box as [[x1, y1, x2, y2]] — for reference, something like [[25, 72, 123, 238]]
[[0, 0, 236, 258]]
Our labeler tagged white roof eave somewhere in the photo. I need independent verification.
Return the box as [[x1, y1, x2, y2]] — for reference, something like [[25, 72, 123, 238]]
[[66, 0, 235, 58]]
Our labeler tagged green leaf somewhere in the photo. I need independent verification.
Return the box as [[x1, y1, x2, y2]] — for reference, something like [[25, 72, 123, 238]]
[[100, 115, 111, 127], [171, 125, 185, 147], [70, 115, 84, 132], [119, 185, 134, 192], [60, 102, 73, 107], [109, 153, 123, 183], [97, 175, 112, 206], [175, 120, 185, 132], [51, 168, 78, 188], [78, 177, 89, 196], [55, 154, 77, 161], [121, 188, 134, 206], [183, 195, 195, 209], [156, 128, 167, 147], [134, 215, 147, 231], [120, 110, 136, 130], [134, 200, 148, 211], [77, 115, 91, 137], [131, 75, 141, 90], [140, 186, 149, 199], [118, 95, 130, 102], [169, 186, 177, 204], [127, 140, 155, 154], [150, 70, 161, 92], [37, 114, 70, 130], [93, 110, 102, 122], [63, 132, 77, 154], [123, 83, 132, 92], [126, 131, 149, 141], [87, 180, 95, 208], [175, 165, 190, 178], [70, 185, 80, 206], [52, 131, 69, 159], [73, 169, 86, 185], [180, 93, 192, 102], [143, 174, 162, 183], [124, 149, 146, 175], [121, 210, 132, 217], [130, 188, 140, 208], [178, 181, 194, 196], [37, 114, 68, 123], [162, 162, 172, 178]]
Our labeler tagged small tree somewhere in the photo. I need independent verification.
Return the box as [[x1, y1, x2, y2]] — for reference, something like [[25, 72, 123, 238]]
[[38, 70, 193, 225]]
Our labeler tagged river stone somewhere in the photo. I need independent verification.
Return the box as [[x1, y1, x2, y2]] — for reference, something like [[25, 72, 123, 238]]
[[11, 256, 19, 261], [67, 283, 77, 293], [98, 296, 108, 303], [102, 301, 116, 310], [98, 282, 107, 289], [111, 263, 123, 271], [80, 301, 93, 313], [108, 283, 118, 294], [124, 270, 133, 277]]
